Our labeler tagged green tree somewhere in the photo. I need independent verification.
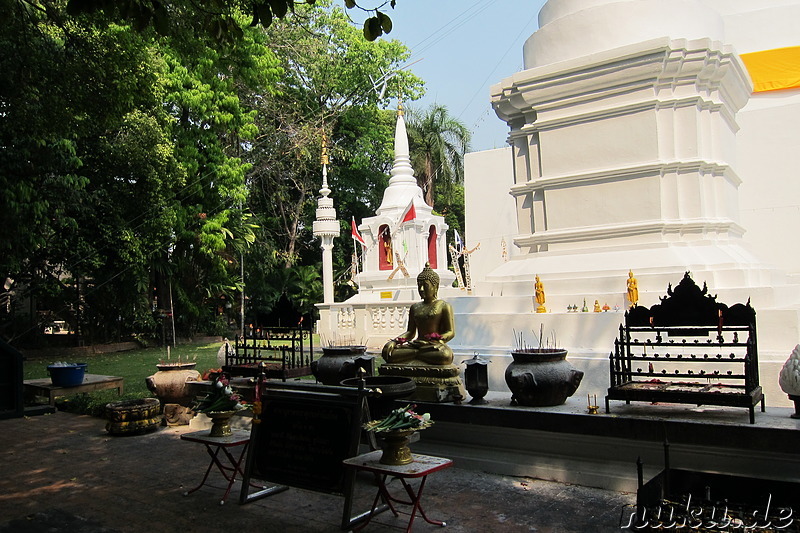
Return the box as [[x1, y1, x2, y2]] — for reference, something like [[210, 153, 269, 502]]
[[406, 104, 471, 209], [58, 0, 399, 42], [0, 2, 184, 342], [1, 1, 279, 343], [241, 2, 421, 318]]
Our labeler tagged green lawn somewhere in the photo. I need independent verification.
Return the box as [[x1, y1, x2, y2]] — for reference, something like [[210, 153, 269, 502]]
[[24, 342, 225, 416]]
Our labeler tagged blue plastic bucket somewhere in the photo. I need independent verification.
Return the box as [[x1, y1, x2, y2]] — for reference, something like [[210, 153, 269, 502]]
[[47, 363, 88, 387]]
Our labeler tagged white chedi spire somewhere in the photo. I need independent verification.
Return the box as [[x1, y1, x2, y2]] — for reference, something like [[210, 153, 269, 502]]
[[376, 103, 428, 217], [389, 102, 416, 186], [313, 164, 338, 230], [312, 136, 339, 304]]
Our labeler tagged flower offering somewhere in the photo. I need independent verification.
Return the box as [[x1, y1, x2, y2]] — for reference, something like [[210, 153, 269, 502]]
[[363, 404, 433, 433], [192, 375, 248, 413]]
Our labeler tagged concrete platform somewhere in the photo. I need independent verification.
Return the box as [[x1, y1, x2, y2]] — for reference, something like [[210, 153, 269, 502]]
[[411, 392, 800, 492]]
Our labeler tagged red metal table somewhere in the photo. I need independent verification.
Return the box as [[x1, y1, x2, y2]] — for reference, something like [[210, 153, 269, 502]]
[[181, 428, 258, 505], [343, 450, 452, 532]]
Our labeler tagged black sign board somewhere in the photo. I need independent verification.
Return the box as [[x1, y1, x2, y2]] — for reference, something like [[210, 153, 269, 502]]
[[239, 382, 379, 529]]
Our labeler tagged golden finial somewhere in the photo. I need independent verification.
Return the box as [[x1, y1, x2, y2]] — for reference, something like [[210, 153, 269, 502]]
[[321, 133, 330, 166], [397, 98, 404, 117]]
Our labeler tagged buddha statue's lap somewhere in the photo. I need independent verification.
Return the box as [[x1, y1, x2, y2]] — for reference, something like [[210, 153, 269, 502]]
[[383, 343, 454, 366]]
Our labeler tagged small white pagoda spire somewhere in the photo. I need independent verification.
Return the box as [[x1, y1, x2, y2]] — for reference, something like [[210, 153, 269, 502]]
[[377, 100, 427, 217], [312, 134, 340, 304]]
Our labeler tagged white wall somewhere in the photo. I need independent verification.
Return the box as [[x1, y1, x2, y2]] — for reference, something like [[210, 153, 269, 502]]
[[463, 148, 517, 292], [736, 90, 800, 277]]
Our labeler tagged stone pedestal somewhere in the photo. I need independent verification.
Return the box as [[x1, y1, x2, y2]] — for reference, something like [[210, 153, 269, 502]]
[[379, 363, 465, 403]]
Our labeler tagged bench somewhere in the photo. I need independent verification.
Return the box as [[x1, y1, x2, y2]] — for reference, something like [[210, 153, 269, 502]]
[[223, 327, 314, 380], [605, 272, 765, 424], [24, 374, 124, 406]]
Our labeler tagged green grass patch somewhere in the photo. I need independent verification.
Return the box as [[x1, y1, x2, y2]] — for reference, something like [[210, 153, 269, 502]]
[[25, 343, 224, 416]]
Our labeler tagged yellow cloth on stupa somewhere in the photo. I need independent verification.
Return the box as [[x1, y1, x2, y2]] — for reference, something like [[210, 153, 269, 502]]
[[740, 46, 800, 93]]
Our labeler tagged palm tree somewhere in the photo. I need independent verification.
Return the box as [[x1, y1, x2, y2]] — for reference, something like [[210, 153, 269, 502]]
[[406, 104, 471, 208]]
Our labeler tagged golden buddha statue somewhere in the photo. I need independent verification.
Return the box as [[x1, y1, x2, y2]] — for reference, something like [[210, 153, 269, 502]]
[[534, 275, 546, 313], [379, 263, 465, 402], [627, 270, 639, 308], [382, 263, 454, 366]]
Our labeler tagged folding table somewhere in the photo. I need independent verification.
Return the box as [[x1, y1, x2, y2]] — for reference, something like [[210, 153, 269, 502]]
[[181, 428, 260, 505], [343, 450, 452, 532]]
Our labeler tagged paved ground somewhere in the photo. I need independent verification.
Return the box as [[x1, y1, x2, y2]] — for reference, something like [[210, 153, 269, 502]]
[[0, 411, 635, 532]]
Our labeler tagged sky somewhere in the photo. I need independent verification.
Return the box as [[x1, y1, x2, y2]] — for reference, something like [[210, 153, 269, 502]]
[[383, 0, 549, 152]]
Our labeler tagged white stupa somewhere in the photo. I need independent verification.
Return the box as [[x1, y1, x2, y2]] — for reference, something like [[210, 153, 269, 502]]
[[316, 106, 454, 345], [459, 0, 800, 407]]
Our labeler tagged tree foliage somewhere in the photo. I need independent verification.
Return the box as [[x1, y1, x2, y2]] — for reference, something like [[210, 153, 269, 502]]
[[241, 2, 421, 316], [57, 0, 398, 42], [1, 0, 279, 343], [0, 0, 459, 344], [406, 104, 471, 209]]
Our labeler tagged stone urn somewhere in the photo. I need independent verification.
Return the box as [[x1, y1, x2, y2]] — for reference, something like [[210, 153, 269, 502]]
[[145, 362, 201, 407], [778, 345, 800, 418], [311, 346, 375, 386], [505, 348, 584, 407]]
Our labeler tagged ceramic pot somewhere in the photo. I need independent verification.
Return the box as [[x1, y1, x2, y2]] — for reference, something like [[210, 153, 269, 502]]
[[505, 349, 584, 407], [207, 410, 237, 437], [379, 429, 416, 465], [145, 363, 200, 406], [311, 346, 374, 385]]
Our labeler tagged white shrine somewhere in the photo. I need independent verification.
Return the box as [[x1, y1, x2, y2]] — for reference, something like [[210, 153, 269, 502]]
[[317, 0, 800, 408], [316, 106, 454, 345]]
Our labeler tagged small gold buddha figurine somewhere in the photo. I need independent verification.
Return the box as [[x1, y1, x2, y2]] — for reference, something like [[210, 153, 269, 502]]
[[627, 270, 639, 308], [593, 300, 601, 313], [534, 275, 546, 313], [382, 263, 454, 366]]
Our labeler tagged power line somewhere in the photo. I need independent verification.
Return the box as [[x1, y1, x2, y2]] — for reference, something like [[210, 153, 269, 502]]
[[458, 9, 539, 123]]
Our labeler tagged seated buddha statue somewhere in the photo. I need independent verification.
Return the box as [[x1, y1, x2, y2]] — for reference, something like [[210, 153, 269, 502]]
[[382, 263, 454, 366], [379, 264, 464, 403]]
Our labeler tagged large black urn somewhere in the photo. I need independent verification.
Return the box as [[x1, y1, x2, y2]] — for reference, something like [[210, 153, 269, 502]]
[[311, 345, 375, 386], [505, 348, 583, 407]]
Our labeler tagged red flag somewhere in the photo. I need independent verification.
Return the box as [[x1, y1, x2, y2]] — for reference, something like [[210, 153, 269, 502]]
[[400, 201, 416, 225], [351, 217, 366, 247]]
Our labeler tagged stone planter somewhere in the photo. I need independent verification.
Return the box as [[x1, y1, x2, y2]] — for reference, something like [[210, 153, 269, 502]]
[[505, 349, 584, 407], [105, 398, 161, 436], [145, 362, 200, 406], [311, 346, 375, 386]]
